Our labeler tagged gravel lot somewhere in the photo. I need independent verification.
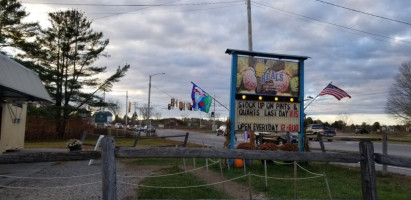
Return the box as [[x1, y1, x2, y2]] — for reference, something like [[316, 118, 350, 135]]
[[0, 160, 155, 200]]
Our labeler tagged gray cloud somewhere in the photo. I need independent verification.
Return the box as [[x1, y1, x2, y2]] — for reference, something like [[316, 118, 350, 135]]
[[22, 0, 411, 124]]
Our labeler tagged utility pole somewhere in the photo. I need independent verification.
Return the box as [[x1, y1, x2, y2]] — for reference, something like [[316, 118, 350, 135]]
[[125, 91, 128, 131], [213, 94, 216, 130], [246, 0, 253, 51]]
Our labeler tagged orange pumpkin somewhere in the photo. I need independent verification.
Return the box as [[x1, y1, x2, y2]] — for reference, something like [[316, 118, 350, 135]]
[[234, 159, 244, 168]]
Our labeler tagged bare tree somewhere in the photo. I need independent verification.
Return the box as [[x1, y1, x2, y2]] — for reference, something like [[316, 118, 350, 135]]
[[138, 104, 154, 123], [154, 112, 162, 120], [386, 62, 411, 123], [106, 98, 121, 116]]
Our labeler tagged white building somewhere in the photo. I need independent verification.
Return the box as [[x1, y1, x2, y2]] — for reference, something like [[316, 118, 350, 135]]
[[0, 54, 51, 154]]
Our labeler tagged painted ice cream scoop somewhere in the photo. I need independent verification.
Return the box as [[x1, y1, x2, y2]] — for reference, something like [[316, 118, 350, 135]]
[[255, 62, 266, 77], [236, 72, 243, 88], [291, 77, 299, 92], [285, 62, 298, 77], [273, 70, 290, 93], [242, 67, 257, 91]]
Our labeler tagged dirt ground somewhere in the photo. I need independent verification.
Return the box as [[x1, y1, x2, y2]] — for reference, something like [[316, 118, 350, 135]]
[[184, 162, 267, 199]]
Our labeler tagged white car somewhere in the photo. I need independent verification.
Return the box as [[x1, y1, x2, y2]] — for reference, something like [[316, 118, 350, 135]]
[[114, 123, 124, 129], [216, 125, 227, 136]]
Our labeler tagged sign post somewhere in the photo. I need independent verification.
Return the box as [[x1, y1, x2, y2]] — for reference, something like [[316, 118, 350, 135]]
[[226, 49, 309, 152]]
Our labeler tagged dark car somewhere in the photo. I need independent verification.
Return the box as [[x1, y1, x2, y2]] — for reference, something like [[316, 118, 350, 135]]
[[355, 128, 369, 134], [323, 127, 336, 141], [134, 125, 143, 132], [144, 125, 156, 133]]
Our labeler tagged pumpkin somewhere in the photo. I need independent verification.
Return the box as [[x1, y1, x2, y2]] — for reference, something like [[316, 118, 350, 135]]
[[233, 159, 244, 168]]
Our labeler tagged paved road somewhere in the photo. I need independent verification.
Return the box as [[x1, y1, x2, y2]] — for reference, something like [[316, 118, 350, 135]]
[[157, 129, 411, 176]]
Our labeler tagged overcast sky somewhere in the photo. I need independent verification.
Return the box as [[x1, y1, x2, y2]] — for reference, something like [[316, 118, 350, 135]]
[[22, 0, 411, 125]]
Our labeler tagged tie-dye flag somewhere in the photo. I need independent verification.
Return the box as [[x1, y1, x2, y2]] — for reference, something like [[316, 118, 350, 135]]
[[191, 83, 212, 113]]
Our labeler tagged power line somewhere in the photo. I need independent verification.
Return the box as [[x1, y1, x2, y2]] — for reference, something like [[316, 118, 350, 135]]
[[21, 1, 243, 7], [92, 0, 181, 20], [252, 1, 411, 45], [87, 3, 243, 15], [312, 0, 411, 26]]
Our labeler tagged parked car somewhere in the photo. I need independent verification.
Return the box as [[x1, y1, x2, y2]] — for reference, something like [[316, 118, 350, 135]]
[[114, 123, 124, 129], [127, 125, 134, 130], [216, 125, 227, 136], [355, 128, 369, 134], [104, 123, 112, 128], [323, 127, 336, 141], [255, 131, 298, 146], [134, 125, 143, 132], [144, 125, 156, 133], [306, 124, 325, 136]]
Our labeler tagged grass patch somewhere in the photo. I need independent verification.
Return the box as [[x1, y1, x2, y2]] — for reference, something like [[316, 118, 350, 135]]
[[137, 166, 229, 199], [207, 161, 411, 200]]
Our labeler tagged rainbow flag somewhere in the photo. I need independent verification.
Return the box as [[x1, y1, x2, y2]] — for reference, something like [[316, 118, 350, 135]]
[[191, 83, 212, 113]]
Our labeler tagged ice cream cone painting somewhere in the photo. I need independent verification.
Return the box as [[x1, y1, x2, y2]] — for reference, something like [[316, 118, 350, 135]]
[[236, 56, 299, 97]]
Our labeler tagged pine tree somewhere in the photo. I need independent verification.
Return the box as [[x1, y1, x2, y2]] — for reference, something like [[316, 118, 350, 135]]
[[25, 9, 129, 138], [0, 0, 38, 53]]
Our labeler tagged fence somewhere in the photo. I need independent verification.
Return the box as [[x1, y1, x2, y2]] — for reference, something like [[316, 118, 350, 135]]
[[1, 136, 411, 200], [313, 133, 411, 171]]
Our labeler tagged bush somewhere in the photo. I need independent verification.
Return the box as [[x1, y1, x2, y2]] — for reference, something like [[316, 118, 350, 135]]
[[236, 142, 256, 150], [66, 139, 82, 151], [258, 143, 279, 151], [279, 143, 299, 152]]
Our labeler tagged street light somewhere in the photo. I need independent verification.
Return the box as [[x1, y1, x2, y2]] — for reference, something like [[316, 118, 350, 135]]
[[146, 72, 165, 134]]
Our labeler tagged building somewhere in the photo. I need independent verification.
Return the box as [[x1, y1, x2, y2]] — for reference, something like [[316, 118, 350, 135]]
[[0, 54, 52, 153]]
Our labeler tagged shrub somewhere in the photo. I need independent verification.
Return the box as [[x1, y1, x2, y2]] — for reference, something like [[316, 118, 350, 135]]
[[236, 142, 256, 150], [279, 143, 299, 152], [66, 139, 82, 151], [258, 143, 279, 151]]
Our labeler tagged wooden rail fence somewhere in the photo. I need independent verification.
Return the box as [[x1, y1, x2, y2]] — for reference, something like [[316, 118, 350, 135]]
[[1, 134, 411, 200]]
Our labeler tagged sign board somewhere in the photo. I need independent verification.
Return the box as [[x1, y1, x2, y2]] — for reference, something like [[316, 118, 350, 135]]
[[235, 100, 300, 132], [236, 56, 299, 98], [226, 49, 309, 151], [94, 111, 113, 123]]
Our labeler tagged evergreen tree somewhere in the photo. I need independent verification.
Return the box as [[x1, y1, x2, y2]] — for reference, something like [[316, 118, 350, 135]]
[[0, 0, 38, 53], [25, 9, 129, 137]]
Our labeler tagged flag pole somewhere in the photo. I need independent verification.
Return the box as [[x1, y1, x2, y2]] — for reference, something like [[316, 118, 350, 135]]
[[191, 81, 230, 111], [304, 81, 332, 110]]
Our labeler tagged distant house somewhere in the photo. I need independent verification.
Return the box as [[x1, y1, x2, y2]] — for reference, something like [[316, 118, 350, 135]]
[[0, 54, 52, 154]]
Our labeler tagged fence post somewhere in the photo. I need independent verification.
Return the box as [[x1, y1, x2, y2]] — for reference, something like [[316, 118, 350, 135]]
[[132, 131, 141, 147], [318, 134, 326, 153], [102, 137, 117, 200], [182, 132, 189, 147], [248, 172, 253, 200], [382, 132, 388, 175], [359, 141, 377, 200], [80, 131, 87, 143], [294, 161, 297, 199], [287, 132, 291, 143]]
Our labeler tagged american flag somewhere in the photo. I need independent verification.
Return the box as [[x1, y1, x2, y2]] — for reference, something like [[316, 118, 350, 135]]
[[319, 83, 351, 100]]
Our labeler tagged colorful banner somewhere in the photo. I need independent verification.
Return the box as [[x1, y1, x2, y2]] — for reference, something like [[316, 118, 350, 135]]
[[236, 56, 299, 97], [191, 83, 212, 113]]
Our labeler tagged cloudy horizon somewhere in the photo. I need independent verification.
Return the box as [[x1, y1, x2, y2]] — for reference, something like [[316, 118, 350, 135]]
[[20, 0, 411, 125]]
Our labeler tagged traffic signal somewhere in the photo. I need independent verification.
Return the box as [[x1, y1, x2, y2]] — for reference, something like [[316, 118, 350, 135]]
[[128, 102, 131, 113], [188, 103, 192, 110], [168, 104, 171, 110], [171, 98, 175, 106], [179, 102, 183, 111], [211, 112, 215, 117]]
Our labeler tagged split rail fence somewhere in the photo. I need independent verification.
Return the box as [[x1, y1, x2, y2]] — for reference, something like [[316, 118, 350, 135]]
[[0, 135, 411, 200]]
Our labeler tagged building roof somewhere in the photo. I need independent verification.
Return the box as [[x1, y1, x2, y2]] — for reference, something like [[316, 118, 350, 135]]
[[0, 53, 52, 102]]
